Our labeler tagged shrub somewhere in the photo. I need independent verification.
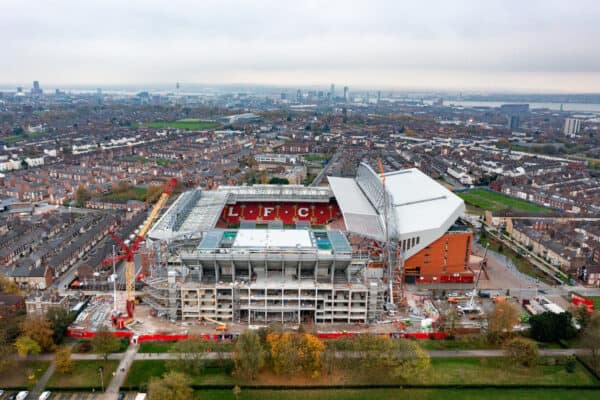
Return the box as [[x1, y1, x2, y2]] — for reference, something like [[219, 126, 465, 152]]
[[504, 337, 539, 368]]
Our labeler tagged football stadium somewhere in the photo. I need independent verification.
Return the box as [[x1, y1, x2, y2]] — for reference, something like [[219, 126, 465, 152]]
[[144, 162, 472, 323]]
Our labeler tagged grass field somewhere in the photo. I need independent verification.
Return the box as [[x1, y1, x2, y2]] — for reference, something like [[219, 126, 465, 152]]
[[46, 360, 119, 388], [137, 341, 235, 354], [191, 389, 600, 400], [456, 189, 553, 213], [103, 186, 147, 201], [422, 357, 597, 386], [417, 337, 498, 351], [0, 361, 50, 389], [141, 119, 220, 131], [124, 357, 597, 389], [124, 360, 234, 388]]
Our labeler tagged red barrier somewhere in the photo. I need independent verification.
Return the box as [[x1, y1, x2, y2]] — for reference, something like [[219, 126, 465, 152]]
[[68, 328, 447, 342], [572, 294, 594, 313]]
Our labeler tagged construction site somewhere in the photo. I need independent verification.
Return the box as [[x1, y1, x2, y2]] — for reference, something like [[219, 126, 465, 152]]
[[66, 161, 571, 340]]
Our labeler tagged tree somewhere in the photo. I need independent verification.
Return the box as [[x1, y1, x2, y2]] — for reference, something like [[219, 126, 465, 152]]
[[234, 330, 264, 381], [91, 326, 121, 360], [146, 184, 165, 203], [268, 177, 289, 185], [21, 316, 55, 352], [75, 186, 91, 207], [571, 305, 591, 330], [166, 338, 208, 376], [47, 308, 74, 345], [14, 336, 41, 356], [581, 311, 600, 372], [0, 275, 21, 295], [529, 312, 577, 342], [298, 333, 325, 378], [503, 337, 539, 367], [55, 346, 73, 374], [389, 339, 430, 382], [266, 332, 300, 376], [0, 330, 14, 374], [342, 334, 429, 383], [148, 371, 192, 400], [487, 302, 521, 343]]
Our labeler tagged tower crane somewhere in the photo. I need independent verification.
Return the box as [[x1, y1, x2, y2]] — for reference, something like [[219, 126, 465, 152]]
[[105, 178, 177, 325]]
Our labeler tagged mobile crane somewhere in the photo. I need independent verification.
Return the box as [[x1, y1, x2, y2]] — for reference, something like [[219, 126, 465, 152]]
[[105, 178, 177, 326]]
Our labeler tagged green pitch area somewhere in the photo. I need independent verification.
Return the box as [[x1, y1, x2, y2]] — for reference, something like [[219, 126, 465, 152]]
[[456, 189, 553, 213]]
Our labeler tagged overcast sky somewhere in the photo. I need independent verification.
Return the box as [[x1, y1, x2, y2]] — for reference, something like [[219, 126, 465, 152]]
[[2, 0, 600, 92]]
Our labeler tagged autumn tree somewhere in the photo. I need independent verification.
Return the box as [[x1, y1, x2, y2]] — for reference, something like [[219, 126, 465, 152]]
[[389, 339, 431, 382], [21, 316, 55, 352], [298, 333, 325, 378], [166, 338, 208, 376], [148, 371, 193, 400], [14, 336, 41, 356], [234, 330, 264, 380], [91, 326, 121, 360], [55, 346, 73, 374], [0, 275, 21, 295], [487, 302, 521, 343], [267, 332, 299, 376], [75, 186, 92, 207], [503, 337, 539, 367], [266, 332, 326, 378], [146, 184, 165, 203]]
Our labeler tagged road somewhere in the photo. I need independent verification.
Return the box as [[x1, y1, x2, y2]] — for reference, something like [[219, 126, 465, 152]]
[[310, 151, 340, 187]]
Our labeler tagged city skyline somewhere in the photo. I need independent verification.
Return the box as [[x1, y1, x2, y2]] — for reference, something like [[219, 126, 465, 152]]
[[2, 0, 600, 92]]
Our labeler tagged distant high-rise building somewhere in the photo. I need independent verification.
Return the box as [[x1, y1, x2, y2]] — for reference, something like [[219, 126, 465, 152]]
[[507, 115, 520, 130], [296, 89, 302, 102], [31, 81, 43, 96], [564, 118, 582, 135], [343, 86, 349, 102], [280, 92, 287, 100], [377, 91, 381, 103], [330, 84, 335, 99]]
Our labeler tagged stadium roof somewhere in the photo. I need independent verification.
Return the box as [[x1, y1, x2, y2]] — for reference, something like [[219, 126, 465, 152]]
[[328, 163, 464, 257]]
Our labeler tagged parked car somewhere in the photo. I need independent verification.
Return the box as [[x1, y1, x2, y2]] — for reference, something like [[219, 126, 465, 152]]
[[16, 392, 29, 400], [38, 391, 51, 400]]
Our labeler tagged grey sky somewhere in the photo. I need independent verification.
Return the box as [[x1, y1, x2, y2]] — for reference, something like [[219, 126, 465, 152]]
[[2, 0, 600, 92]]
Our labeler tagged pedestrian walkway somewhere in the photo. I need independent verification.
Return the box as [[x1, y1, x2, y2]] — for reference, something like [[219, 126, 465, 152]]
[[101, 344, 138, 400], [30, 361, 56, 399]]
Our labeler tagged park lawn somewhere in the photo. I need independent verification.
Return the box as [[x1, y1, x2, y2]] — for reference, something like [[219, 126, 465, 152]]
[[141, 120, 220, 131], [138, 341, 174, 353], [192, 388, 600, 400], [103, 186, 147, 201], [46, 360, 119, 389], [137, 341, 234, 354], [124, 360, 234, 388], [124, 360, 167, 387], [0, 361, 50, 389], [420, 357, 597, 386], [456, 189, 553, 213]]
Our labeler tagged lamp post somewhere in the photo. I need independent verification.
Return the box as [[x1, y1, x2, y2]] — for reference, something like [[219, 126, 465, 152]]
[[98, 366, 104, 392]]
